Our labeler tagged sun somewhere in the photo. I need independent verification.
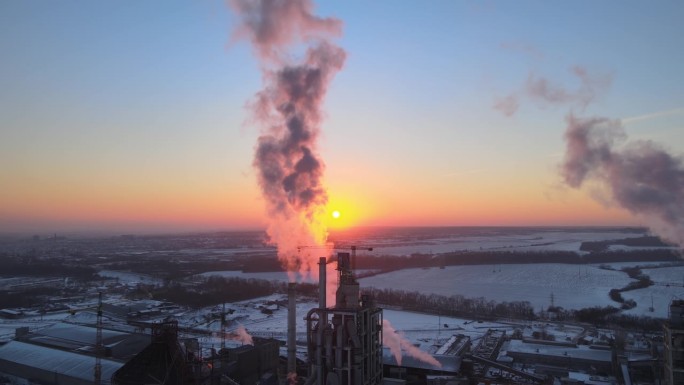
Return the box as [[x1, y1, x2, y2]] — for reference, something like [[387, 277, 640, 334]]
[[332, 210, 341, 219]]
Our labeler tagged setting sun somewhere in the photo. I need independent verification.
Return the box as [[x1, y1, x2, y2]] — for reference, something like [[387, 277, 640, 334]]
[[332, 210, 341, 219]]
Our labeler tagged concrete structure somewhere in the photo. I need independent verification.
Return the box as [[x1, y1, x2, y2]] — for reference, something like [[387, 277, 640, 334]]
[[306, 252, 383, 385], [288, 282, 297, 376], [665, 299, 684, 385]]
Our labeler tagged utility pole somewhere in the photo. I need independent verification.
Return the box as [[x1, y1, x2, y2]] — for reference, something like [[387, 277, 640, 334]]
[[221, 302, 226, 350], [94, 292, 103, 385]]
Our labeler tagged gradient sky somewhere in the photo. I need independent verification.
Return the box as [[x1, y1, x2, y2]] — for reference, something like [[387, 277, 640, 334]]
[[1, 0, 683, 234]]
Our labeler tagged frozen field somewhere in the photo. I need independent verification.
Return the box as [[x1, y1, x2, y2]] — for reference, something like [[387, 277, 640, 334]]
[[359, 264, 635, 311]]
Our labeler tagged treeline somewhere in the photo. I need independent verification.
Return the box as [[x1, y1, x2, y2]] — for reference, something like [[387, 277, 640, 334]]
[[581, 236, 674, 252], [362, 287, 536, 320], [354, 249, 680, 274], [108, 254, 282, 278], [109, 259, 248, 281], [148, 276, 280, 308], [607, 266, 654, 309], [106, 248, 680, 282], [550, 305, 663, 331], [0, 287, 60, 308], [439, 249, 679, 266], [0, 257, 97, 280], [358, 287, 665, 332]]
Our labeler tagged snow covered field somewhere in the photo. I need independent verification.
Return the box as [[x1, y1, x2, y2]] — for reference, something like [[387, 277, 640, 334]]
[[89, 227, 680, 320], [359, 264, 635, 311], [621, 265, 684, 318]]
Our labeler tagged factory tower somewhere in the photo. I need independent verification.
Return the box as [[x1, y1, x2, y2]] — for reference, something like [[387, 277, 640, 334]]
[[306, 252, 383, 385]]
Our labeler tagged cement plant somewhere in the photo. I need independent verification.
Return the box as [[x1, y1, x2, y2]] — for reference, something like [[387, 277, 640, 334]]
[[0, 227, 683, 385]]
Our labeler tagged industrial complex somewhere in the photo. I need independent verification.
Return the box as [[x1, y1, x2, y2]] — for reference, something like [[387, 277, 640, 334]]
[[0, 233, 681, 385]]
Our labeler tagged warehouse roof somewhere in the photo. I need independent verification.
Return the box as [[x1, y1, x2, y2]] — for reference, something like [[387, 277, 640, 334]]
[[0, 340, 122, 383]]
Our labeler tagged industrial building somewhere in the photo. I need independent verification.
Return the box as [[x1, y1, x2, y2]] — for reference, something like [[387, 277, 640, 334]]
[[305, 252, 384, 385], [0, 340, 123, 385], [15, 322, 150, 359], [665, 299, 684, 385], [111, 320, 281, 385], [0, 321, 149, 385]]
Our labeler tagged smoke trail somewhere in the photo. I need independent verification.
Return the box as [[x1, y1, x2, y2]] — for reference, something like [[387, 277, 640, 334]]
[[229, 0, 345, 280], [561, 113, 684, 246], [382, 319, 442, 368]]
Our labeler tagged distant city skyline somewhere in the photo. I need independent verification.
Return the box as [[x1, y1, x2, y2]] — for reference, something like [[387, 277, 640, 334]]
[[1, 1, 683, 234]]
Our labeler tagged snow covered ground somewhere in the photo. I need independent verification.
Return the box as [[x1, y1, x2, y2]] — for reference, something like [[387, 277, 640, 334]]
[[621, 265, 684, 318], [359, 264, 635, 311]]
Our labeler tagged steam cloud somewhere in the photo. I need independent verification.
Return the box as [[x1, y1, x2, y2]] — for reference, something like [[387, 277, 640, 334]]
[[561, 114, 684, 246], [382, 319, 442, 368], [234, 324, 254, 345], [217, 324, 254, 345], [229, 0, 345, 280]]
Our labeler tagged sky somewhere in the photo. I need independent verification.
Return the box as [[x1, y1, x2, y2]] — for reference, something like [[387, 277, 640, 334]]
[[1, 0, 683, 234]]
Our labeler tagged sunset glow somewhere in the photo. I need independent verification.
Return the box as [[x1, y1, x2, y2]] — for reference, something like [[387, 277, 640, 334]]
[[0, 1, 682, 234]]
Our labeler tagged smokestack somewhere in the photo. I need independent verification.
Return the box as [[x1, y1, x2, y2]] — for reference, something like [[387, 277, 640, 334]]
[[288, 282, 297, 375], [319, 257, 326, 309]]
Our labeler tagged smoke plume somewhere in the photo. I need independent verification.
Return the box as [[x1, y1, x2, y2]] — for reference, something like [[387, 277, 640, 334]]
[[527, 66, 611, 109], [493, 94, 519, 117], [229, 0, 345, 280], [561, 114, 684, 246], [495, 66, 611, 117], [382, 319, 442, 368]]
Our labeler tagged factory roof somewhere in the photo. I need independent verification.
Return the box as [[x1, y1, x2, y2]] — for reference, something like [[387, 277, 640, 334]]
[[20, 322, 150, 359], [0, 340, 122, 384], [502, 340, 612, 363], [31, 322, 130, 345]]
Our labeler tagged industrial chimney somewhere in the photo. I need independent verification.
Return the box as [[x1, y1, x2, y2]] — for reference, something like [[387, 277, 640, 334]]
[[288, 282, 297, 376]]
